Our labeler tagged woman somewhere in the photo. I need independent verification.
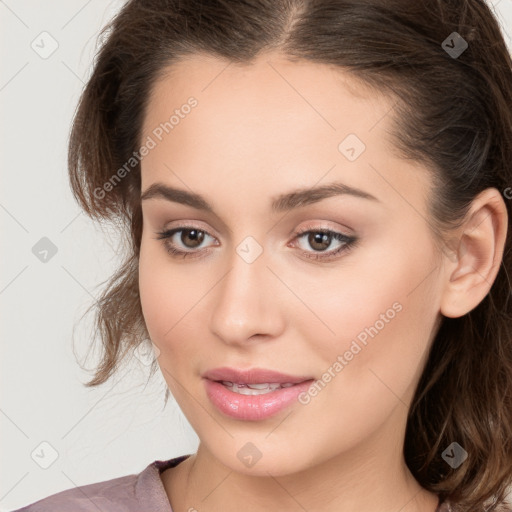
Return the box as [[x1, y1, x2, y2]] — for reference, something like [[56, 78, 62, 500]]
[[13, 0, 512, 511]]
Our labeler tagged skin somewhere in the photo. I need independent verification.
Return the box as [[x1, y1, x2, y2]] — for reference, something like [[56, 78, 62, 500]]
[[137, 52, 508, 512]]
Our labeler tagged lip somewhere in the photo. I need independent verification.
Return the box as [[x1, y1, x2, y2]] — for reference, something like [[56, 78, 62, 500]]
[[201, 366, 313, 385], [204, 378, 315, 421], [201, 367, 315, 421]]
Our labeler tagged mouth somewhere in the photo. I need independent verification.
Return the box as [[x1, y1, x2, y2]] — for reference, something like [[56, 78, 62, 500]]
[[203, 375, 315, 421]]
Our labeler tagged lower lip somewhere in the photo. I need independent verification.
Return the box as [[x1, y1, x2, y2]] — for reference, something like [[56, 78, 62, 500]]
[[203, 378, 314, 421]]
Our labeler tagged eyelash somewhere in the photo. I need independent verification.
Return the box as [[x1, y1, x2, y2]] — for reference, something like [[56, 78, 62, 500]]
[[154, 225, 358, 262]]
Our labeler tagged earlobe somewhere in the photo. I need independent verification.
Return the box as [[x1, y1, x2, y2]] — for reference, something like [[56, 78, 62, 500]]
[[440, 188, 508, 319]]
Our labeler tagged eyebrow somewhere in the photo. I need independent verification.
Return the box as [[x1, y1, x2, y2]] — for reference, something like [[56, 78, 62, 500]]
[[140, 180, 380, 213]]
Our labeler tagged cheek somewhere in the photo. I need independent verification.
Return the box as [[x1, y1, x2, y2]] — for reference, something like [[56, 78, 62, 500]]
[[138, 238, 189, 345], [298, 230, 440, 399], [138, 237, 215, 372], [138, 247, 199, 400], [284, 239, 440, 451]]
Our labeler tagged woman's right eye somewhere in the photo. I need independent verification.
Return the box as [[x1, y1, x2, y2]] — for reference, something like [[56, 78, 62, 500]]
[[154, 226, 217, 259]]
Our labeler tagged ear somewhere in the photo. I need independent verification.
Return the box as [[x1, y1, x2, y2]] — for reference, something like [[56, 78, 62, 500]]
[[440, 187, 508, 319]]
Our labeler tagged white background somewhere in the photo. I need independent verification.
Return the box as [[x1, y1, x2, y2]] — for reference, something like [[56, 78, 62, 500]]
[[1, 1, 511, 510]]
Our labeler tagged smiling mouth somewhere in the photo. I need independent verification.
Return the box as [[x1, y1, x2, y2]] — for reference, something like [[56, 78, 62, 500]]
[[204, 377, 315, 421]]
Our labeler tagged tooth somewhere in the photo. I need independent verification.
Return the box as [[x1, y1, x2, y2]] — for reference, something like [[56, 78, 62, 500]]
[[236, 387, 275, 395], [238, 387, 268, 395], [219, 381, 298, 390], [221, 381, 293, 395], [246, 383, 272, 390]]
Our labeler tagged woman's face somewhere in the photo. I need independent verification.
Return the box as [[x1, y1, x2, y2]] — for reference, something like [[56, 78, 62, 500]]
[[138, 52, 446, 476]]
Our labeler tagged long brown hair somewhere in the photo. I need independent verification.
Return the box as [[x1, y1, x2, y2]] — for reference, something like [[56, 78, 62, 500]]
[[68, 1, 512, 510]]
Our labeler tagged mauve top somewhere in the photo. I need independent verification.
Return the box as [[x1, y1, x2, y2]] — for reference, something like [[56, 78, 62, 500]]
[[11, 454, 452, 511]]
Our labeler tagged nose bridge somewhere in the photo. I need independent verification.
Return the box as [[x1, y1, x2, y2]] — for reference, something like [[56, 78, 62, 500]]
[[208, 235, 284, 343]]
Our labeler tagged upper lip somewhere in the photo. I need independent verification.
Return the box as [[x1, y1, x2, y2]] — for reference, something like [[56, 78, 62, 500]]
[[202, 367, 314, 385]]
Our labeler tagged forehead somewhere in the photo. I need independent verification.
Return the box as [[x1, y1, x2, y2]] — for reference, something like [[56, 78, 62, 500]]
[[140, 52, 431, 215], [142, 51, 391, 140]]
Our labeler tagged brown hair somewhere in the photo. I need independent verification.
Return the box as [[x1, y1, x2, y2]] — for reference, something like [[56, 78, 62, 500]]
[[68, 1, 512, 510]]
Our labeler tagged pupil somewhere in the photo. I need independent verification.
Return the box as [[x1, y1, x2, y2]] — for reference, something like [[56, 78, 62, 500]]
[[310, 232, 330, 251], [182, 229, 204, 248]]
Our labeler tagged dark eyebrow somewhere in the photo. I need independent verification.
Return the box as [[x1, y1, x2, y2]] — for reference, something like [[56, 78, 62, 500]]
[[140, 181, 380, 213]]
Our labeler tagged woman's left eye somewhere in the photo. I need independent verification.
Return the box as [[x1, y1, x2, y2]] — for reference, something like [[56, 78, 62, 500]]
[[291, 228, 358, 261], [154, 226, 358, 261]]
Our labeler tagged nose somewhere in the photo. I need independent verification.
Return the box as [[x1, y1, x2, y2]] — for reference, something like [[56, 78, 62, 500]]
[[208, 241, 286, 346]]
